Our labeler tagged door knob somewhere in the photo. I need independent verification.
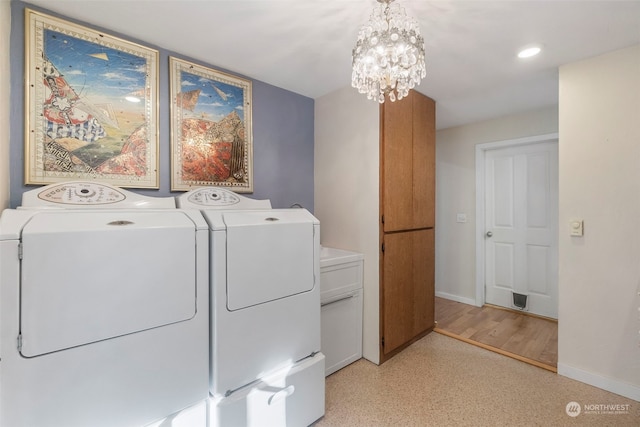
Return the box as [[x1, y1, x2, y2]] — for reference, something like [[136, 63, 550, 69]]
[[486, 231, 493, 237]]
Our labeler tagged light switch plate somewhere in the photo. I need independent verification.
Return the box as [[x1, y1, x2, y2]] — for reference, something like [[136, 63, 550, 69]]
[[570, 219, 584, 236]]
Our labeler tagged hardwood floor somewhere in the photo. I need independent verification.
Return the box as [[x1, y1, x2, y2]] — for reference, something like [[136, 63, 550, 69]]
[[434, 297, 558, 371]]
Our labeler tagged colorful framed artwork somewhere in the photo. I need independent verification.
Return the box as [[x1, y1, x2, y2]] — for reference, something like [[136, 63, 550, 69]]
[[169, 56, 253, 192], [24, 9, 159, 188]]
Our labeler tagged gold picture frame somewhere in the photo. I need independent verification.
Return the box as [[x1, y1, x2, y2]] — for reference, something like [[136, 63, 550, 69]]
[[169, 56, 253, 192], [24, 9, 160, 188]]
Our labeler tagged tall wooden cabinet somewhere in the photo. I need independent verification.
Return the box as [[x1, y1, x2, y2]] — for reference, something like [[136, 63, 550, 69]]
[[379, 90, 436, 362]]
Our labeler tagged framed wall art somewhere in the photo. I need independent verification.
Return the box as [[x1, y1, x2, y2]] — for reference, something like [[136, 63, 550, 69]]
[[169, 56, 253, 192], [24, 9, 159, 188]]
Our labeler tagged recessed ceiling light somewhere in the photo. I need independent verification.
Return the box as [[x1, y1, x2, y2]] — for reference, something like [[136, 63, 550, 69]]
[[517, 44, 543, 59]]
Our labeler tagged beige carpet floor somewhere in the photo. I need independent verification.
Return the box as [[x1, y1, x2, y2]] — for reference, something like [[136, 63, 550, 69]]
[[315, 332, 638, 426]]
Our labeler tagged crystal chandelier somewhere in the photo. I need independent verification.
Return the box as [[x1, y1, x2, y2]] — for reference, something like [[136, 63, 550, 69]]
[[351, 0, 426, 103]]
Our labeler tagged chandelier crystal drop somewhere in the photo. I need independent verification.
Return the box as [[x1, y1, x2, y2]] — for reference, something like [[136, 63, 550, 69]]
[[351, 0, 426, 103]]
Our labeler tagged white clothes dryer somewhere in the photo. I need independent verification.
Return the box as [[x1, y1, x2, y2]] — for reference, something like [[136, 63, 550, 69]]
[[177, 188, 325, 427], [0, 182, 210, 427]]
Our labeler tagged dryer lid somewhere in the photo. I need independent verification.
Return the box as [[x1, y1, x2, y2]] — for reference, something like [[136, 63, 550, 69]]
[[223, 211, 317, 310], [19, 210, 197, 357]]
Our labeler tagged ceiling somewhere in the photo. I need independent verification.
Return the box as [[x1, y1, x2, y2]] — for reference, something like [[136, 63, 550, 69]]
[[24, 0, 640, 130]]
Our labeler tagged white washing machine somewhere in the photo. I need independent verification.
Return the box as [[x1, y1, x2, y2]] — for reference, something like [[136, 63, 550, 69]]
[[0, 182, 210, 427], [177, 188, 325, 427]]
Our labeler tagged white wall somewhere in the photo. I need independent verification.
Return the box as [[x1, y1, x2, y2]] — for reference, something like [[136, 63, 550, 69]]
[[315, 86, 380, 364], [558, 45, 640, 401], [435, 107, 559, 303], [1, 1, 10, 209]]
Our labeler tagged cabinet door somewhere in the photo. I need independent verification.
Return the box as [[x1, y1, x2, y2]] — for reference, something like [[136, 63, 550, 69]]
[[380, 92, 413, 232], [412, 92, 436, 228], [381, 228, 434, 357], [380, 91, 435, 232]]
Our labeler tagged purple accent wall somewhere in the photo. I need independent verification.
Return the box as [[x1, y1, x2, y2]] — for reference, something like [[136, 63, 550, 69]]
[[10, 1, 314, 210]]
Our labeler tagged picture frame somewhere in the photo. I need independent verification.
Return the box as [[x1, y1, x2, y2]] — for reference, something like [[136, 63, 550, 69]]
[[24, 9, 160, 188], [169, 56, 253, 192]]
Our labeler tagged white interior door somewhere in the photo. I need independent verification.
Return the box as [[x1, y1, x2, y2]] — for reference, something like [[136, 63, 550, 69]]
[[484, 140, 558, 318]]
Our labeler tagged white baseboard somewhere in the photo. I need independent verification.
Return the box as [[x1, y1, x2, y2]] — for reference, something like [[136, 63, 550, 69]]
[[435, 291, 478, 307], [558, 363, 640, 402]]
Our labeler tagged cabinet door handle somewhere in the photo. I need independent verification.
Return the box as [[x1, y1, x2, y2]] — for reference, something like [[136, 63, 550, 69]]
[[321, 294, 355, 307]]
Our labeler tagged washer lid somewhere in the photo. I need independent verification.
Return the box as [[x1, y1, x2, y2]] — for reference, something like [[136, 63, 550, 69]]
[[224, 211, 316, 310], [19, 210, 197, 357]]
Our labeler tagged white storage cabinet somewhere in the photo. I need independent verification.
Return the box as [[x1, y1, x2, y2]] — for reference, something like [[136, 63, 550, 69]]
[[320, 247, 364, 376]]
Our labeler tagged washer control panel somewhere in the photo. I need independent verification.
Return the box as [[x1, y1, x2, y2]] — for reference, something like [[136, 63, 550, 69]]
[[186, 188, 240, 206], [20, 182, 176, 209], [36, 182, 126, 205]]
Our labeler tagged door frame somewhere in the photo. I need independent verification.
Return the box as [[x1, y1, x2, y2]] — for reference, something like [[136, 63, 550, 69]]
[[474, 133, 559, 307]]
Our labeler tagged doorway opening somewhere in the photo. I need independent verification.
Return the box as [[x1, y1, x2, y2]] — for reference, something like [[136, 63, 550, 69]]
[[434, 133, 559, 370]]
